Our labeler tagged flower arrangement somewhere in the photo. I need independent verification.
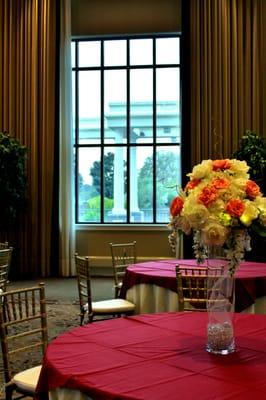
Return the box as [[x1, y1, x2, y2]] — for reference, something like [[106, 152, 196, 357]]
[[168, 159, 266, 275]]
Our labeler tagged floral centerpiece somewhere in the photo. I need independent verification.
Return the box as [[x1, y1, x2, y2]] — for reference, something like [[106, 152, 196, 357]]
[[168, 159, 266, 276]]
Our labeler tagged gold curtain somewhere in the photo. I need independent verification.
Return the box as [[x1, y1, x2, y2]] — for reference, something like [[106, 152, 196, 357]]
[[0, 0, 57, 277], [189, 0, 266, 166]]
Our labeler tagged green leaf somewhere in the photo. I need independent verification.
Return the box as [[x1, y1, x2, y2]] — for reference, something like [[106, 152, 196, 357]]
[[250, 222, 266, 237]]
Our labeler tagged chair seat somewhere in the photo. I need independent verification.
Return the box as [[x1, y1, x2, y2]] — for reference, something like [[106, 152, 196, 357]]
[[11, 365, 41, 393], [92, 298, 135, 313]]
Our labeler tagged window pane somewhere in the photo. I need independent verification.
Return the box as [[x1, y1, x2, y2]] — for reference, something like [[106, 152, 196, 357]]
[[132, 146, 153, 223], [156, 146, 181, 223], [156, 37, 180, 64], [104, 40, 127, 66], [71, 42, 76, 67], [156, 68, 180, 143], [78, 147, 101, 223], [79, 71, 101, 144], [78, 41, 101, 67], [130, 39, 153, 65], [104, 70, 127, 144], [130, 69, 153, 143], [104, 147, 127, 223]]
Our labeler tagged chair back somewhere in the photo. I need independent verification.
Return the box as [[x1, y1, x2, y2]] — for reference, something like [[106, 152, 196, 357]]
[[109, 241, 137, 297], [75, 254, 93, 323], [0, 263, 9, 292], [0, 247, 13, 291], [0, 241, 9, 250], [0, 283, 48, 383], [0, 247, 13, 266], [176, 265, 224, 311]]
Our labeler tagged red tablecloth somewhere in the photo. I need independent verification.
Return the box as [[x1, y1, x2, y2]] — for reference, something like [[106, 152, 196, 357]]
[[120, 260, 266, 312], [35, 312, 266, 400]]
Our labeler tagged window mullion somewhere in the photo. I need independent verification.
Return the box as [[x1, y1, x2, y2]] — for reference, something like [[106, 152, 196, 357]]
[[100, 40, 104, 223], [126, 39, 130, 223], [153, 38, 157, 224], [75, 42, 79, 223]]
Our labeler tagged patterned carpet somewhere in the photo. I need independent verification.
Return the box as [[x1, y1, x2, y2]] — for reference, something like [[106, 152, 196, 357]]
[[0, 276, 114, 399]]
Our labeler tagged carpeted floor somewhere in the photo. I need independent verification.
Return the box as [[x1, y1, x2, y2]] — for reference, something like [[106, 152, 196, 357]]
[[0, 276, 115, 399]]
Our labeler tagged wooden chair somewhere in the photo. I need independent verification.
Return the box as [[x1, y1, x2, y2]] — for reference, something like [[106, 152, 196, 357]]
[[75, 253, 136, 325], [0, 263, 9, 292], [176, 265, 224, 311], [0, 283, 48, 400], [0, 247, 13, 291], [0, 247, 13, 267], [109, 241, 137, 298], [0, 241, 9, 249]]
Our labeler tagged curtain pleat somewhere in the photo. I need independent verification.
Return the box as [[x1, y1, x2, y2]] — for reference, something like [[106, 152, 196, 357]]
[[189, 0, 266, 167], [0, 0, 57, 277], [59, 0, 75, 276]]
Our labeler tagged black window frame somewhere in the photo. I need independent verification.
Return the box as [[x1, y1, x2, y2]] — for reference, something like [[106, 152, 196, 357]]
[[72, 32, 182, 225]]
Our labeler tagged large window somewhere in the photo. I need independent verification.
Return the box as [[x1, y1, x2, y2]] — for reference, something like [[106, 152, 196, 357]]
[[72, 35, 181, 224]]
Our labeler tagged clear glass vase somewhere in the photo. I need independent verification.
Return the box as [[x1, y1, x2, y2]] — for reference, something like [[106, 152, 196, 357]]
[[206, 246, 236, 355]]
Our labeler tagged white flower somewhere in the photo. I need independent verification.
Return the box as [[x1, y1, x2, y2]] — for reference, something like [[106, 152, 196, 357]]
[[187, 159, 213, 180], [168, 158, 266, 274], [183, 203, 210, 230], [230, 159, 250, 178], [201, 219, 229, 246]]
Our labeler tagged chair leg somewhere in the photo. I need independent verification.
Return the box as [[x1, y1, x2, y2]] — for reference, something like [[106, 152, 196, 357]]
[[80, 309, 85, 326], [5, 383, 15, 400]]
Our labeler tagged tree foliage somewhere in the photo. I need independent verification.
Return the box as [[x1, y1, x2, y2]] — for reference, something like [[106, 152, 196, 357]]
[[90, 152, 114, 198], [138, 151, 180, 209], [0, 132, 27, 227]]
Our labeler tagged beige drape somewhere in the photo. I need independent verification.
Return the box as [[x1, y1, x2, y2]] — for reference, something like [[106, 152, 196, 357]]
[[59, 0, 75, 276], [189, 0, 266, 166], [0, 0, 57, 277]]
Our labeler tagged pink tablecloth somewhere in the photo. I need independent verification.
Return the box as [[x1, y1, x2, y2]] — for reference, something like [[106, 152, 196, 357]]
[[120, 260, 266, 312], [35, 312, 266, 400]]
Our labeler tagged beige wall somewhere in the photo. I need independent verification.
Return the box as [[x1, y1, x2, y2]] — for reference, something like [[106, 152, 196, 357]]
[[72, 0, 181, 267], [76, 227, 175, 267], [71, 0, 181, 36]]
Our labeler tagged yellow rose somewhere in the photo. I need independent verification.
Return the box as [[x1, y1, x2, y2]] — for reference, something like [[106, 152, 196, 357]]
[[254, 196, 266, 210], [252, 197, 266, 226], [239, 201, 259, 227]]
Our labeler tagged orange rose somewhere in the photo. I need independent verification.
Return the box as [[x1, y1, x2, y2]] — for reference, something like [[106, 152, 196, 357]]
[[170, 196, 184, 216], [225, 199, 245, 218], [212, 159, 231, 171], [185, 178, 201, 191], [198, 186, 218, 207], [211, 178, 230, 190], [246, 180, 261, 199]]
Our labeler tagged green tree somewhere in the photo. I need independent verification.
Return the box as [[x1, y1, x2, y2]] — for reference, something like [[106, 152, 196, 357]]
[[90, 152, 127, 199], [138, 152, 180, 209], [84, 196, 114, 222], [90, 152, 114, 198]]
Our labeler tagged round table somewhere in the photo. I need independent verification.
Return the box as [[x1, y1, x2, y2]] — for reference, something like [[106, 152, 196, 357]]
[[120, 259, 266, 314], [35, 312, 266, 400]]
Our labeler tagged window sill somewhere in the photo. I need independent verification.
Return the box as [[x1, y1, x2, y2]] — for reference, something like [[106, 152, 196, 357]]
[[75, 224, 169, 232]]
